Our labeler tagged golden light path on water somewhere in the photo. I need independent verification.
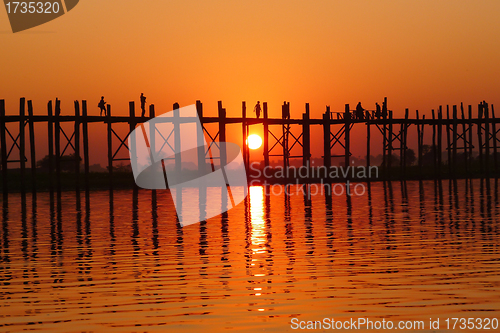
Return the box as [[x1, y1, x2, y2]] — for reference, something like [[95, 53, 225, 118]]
[[249, 186, 267, 311], [250, 186, 266, 250]]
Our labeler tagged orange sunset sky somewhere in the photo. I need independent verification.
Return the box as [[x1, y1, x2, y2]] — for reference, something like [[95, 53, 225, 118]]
[[1, 0, 500, 164]]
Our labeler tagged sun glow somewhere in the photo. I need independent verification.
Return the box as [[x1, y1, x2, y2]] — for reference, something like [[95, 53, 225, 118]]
[[247, 134, 262, 149]]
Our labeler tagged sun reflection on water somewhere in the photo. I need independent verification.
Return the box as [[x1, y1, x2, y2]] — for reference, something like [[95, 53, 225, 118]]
[[248, 186, 268, 305], [249, 186, 266, 252]]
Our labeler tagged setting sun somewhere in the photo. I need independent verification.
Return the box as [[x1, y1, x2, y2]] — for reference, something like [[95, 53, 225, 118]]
[[247, 134, 263, 150]]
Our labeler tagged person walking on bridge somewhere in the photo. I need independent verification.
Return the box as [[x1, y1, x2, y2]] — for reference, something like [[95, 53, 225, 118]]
[[254, 101, 261, 119], [98, 96, 106, 116], [140, 93, 147, 117], [382, 100, 388, 119], [356, 102, 365, 120]]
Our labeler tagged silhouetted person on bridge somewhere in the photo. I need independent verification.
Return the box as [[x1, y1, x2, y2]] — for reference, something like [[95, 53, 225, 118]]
[[382, 100, 388, 119], [375, 102, 381, 119], [282, 101, 290, 119], [356, 102, 364, 120], [254, 101, 261, 119], [98, 96, 106, 116], [140, 93, 147, 117]]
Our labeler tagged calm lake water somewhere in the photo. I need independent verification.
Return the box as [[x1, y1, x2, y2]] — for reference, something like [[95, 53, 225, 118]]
[[1, 180, 500, 332]]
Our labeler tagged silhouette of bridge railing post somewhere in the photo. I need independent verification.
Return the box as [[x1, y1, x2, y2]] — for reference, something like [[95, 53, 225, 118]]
[[74, 100, 80, 207], [492, 105, 498, 173], [54, 98, 61, 203], [217, 101, 227, 171], [19, 98, 26, 196], [322, 108, 330, 170], [196, 101, 206, 175], [241, 101, 249, 171], [302, 103, 310, 168], [344, 103, 351, 171], [28, 101, 36, 196], [82, 100, 90, 207], [263, 102, 269, 168], [0, 100, 8, 198]]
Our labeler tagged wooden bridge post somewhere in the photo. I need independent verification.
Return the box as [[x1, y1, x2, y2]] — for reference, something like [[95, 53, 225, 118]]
[[149, 104, 156, 204], [146, 103, 155, 168], [387, 110, 393, 177], [47, 101, 54, 196], [382, 114, 387, 171], [28, 101, 36, 195], [241, 101, 248, 171], [484, 102, 490, 178], [399, 110, 405, 173], [129, 102, 137, 185], [74, 101, 80, 201], [0, 100, 8, 197], [148, 104, 155, 163], [82, 101, 90, 197], [173, 102, 181, 175], [446, 106, 452, 177], [492, 105, 498, 176], [477, 103, 484, 176], [382, 97, 388, 172], [129, 102, 138, 201], [366, 109, 371, 173], [126, 102, 138, 177], [400, 109, 408, 177], [460, 103, 469, 176], [149, 104, 155, 118], [403, 109, 409, 177], [218, 101, 227, 170], [452, 105, 458, 177], [287, 101, 291, 167], [19, 98, 26, 195], [196, 101, 206, 173], [431, 109, 437, 178], [282, 102, 288, 169], [302, 103, 310, 168], [107, 104, 113, 191], [244, 102, 250, 171], [263, 102, 269, 168], [416, 110, 422, 177], [322, 109, 331, 170], [416, 110, 425, 179], [54, 98, 61, 199], [421, 114, 426, 164], [437, 106, 443, 178], [344, 104, 351, 170], [468, 105, 473, 176]]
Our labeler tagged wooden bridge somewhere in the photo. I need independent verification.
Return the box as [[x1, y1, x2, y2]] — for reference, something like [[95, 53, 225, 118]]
[[0, 97, 499, 204]]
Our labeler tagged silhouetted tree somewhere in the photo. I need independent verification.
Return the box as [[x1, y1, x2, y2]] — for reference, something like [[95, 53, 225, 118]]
[[37, 153, 81, 172], [388, 154, 400, 165], [405, 149, 416, 166], [420, 144, 437, 166], [108, 162, 132, 172], [378, 154, 400, 167]]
